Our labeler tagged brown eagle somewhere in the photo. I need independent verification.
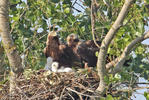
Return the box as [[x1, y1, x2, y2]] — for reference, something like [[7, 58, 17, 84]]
[[66, 33, 101, 68], [44, 31, 79, 68], [66, 33, 131, 68]]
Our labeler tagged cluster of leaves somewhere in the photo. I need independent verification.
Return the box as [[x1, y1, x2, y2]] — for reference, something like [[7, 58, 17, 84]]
[[7, 0, 95, 70]]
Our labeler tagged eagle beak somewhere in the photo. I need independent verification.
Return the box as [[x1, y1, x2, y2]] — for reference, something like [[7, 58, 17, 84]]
[[49, 31, 57, 36], [74, 34, 78, 39]]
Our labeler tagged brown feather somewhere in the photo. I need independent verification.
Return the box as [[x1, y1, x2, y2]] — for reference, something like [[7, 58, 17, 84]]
[[66, 34, 101, 67], [44, 32, 80, 68]]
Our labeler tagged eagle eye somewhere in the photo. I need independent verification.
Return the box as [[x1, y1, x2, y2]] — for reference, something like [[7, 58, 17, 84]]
[[53, 36, 58, 40], [74, 39, 79, 42]]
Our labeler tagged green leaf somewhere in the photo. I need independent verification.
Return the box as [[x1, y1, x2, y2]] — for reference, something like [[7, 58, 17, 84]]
[[144, 92, 149, 100], [106, 95, 114, 100], [12, 16, 19, 21], [51, 0, 60, 3], [137, 21, 144, 34], [144, 0, 149, 3], [10, 0, 21, 4], [64, 8, 70, 14]]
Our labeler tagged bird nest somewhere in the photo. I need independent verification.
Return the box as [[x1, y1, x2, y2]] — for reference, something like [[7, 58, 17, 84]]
[[0, 69, 101, 100]]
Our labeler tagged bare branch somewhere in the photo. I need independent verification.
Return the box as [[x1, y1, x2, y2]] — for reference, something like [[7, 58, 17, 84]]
[[72, 0, 78, 7], [96, 0, 135, 94], [72, 6, 82, 12], [98, 9, 108, 22], [71, 0, 82, 12], [103, 0, 111, 7], [66, 88, 101, 98], [110, 31, 149, 74], [91, 0, 100, 48], [106, 31, 149, 73], [106, 58, 119, 70]]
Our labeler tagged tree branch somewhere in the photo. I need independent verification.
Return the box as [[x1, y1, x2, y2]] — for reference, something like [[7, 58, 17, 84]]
[[109, 31, 149, 74], [103, 0, 111, 7], [10, 6, 28, 34], [96, 0, 135, 94], [72, 0, 78, 7], [91, 0, 100, 48], [71, 0, 82, 13], [106, 58, 119, 70]]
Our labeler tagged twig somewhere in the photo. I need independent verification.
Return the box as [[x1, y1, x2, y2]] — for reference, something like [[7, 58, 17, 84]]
[[29, 89, 52, 99], [79, 83, 95, 93], [76, 2, 86, 10], [72, 6, 82, 12], [67, 92, 75, 100], [10, 6, 28, 34], [135, 82, 149, 85], [59, 87, 66, 100], [98, 9, 108, 22], [66, 88, 101, 98], [103, 0, 111, 7], [111, 31, 149, 74], [114, 86, 149, 93], [21, 32, 47, 55], [71, 0, 82, 12], [79, 94, 83, 100], [106, 58, 119, 70], [122, 15, 133, 27], [91, 0, 100, 48], [72, 0, 78, 7], [79, 0, 84, 4], [30, 85, 45, 99], [15, 85, 30, 99]]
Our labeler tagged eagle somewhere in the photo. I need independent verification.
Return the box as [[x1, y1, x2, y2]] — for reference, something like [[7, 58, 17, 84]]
[[44, 31, 80, 69], [66, 33, 101, 68], [66, 33, 131, 68]]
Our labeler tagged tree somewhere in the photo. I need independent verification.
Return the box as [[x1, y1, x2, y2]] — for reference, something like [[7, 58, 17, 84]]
[[96, 0, 136, 93], [0, 0, 23, 97], [1, 0, 149, 99], [95, 0, 149, 95]]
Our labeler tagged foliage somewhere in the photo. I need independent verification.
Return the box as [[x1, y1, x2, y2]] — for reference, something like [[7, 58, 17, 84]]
[[144, 92, 149, 100], [0, 0, 149, 99]]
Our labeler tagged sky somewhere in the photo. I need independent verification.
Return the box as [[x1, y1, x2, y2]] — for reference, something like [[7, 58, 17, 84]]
[[142, 24, 149, 45], [131, 77, 148, 100]]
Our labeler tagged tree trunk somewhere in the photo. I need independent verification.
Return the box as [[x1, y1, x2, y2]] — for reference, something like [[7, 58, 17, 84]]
[[0, 44, 5, 81], [0, 0, 23, 97], [96, 0, 135, 94]]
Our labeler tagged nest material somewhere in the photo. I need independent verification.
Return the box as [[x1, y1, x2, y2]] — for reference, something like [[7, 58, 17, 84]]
[[0, 69, 100, 100]]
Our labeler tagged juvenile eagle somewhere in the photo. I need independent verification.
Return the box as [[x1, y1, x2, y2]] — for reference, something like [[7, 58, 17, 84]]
[[66, 33, 131, 68], [66, 33, 101, 68], [44, 31, 78, 68]]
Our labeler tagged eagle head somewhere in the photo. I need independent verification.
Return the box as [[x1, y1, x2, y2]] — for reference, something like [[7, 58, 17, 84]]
[[67, 33, 79, 46], [46, 31, 60, 46], [44, 31, 60, 59], [48, 31, 57, 36]]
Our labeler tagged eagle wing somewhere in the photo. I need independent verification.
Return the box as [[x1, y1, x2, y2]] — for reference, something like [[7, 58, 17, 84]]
[[76, 40, 101, 67]]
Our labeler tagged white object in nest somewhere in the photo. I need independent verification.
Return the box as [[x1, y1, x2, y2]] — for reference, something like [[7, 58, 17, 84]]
[[44, 57, 53, 70], [51, 62, 73, 72]]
